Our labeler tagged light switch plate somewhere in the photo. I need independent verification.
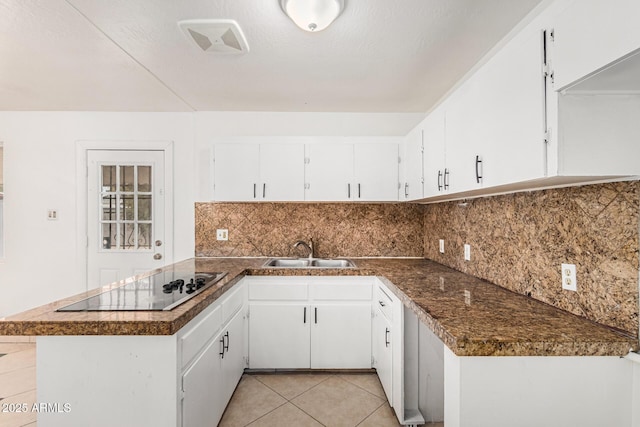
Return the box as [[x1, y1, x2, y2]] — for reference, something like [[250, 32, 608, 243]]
[[216, 229, 228, 241], [561, 263, 577, 291], [464, 244, 471, 261], [439, 239, 445, 253]]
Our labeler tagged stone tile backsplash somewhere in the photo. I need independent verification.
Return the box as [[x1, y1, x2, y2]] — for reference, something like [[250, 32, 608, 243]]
[[424, 181, 639, 336], [195, 181, 639, 337], [195, 203, 424, 258]]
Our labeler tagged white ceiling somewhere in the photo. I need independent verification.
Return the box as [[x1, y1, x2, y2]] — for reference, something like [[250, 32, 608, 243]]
[[0, 0, 543, 112]]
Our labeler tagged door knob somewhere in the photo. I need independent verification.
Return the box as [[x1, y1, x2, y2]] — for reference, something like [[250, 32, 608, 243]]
[[153, 253, 162, 260], [155, 240, 163, 247]]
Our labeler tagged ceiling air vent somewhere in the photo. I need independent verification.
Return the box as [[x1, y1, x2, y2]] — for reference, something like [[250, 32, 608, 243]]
[[178, 19, 249, 54]]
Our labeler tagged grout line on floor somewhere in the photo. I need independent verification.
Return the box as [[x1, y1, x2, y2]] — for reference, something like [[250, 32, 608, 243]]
[[354, 401, 388, 427], [338, 374, 389, 402], [252, 372, 335, 401], [248, 373, 331, 426], [244, 400, 290, 427], [248, 373, 335, 427]]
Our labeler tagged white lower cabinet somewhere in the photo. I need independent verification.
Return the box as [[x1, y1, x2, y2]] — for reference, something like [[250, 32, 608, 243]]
[[373, 306, 393, 400], [247, 276, 373, 370], [311, 303, 372, 369], [249, 303, 310, 369], [373, 282, 426, 426], [181, 330, 225, 427], [221, 309, 246, 403], [179, 284, 247, 427]]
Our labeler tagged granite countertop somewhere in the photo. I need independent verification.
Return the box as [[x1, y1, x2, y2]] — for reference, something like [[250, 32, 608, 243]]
[[0, 257, 637, 357]]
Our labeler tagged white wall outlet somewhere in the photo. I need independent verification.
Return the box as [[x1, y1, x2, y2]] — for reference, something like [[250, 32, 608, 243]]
[[464, 244, 471, 261], [47, 209, 58, 220], [561, 263, 577, 291], [439, 239, 445, 253], [216, 229, 228, 241]]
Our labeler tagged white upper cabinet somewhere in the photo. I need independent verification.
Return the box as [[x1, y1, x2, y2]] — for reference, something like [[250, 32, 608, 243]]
[[259, 144, 305, 201], [422, 108, 446, 198], [401, 125, 424, 201], [305, 141, 399, 202], [214, 143, 304, 201], [354, 143, 399, 201], [442, 86, 477, 195], [547, 1, 640, 179], [413, 0, 640, 202], [213, 143, 260, 201], [466, 21, 547, 189], [210, 140, 402, 202], [419, 18, 547, 200], [552, 0, 640, 90], [305, 143, 354, 201]]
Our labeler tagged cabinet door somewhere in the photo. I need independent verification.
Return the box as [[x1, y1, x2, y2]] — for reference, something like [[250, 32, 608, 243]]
[[213, 144, 260, 201], [354, 143, 399, 201], [182, 332, 225, 427], [305, 144, 354, 201], [260, 144, 305, 201], [249, 303, 310, 369], [401, 129, 424, 200], [552, 0, 640, 90], [221, 309, 245, 404], [374, 310, 393, 403], [469, 25, 546, 188], [444, 87, 477, 194], [422, 108, 446, 197], [310, 303, 372, 369]]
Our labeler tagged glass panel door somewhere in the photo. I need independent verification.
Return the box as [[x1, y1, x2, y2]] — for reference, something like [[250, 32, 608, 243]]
[[100, 164, 153, 251]]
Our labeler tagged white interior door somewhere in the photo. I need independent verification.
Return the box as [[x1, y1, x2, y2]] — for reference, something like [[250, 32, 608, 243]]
[[87, 150, 166, 290]]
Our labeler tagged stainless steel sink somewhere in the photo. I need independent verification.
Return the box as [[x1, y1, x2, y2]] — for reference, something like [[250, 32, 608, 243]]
[[311, 259, 354, 268], [264, 258, 356, 268], [267, 259, 311, 267]]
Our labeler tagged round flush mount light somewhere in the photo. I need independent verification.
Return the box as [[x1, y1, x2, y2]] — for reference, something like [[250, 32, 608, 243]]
[[280, 0, 345, 32]]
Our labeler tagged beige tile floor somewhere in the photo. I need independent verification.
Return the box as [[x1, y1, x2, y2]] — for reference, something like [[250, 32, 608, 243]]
[[0, 341, 444, 427], [0, 342, 37, 427], [221, 373, 444, 427]]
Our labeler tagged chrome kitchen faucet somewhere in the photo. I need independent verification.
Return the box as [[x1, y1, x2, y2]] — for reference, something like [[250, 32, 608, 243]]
[[293, 238, 314, 259]]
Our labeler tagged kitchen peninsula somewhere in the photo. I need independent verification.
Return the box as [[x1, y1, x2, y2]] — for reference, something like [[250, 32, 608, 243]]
[[0, 257, 637, 427]]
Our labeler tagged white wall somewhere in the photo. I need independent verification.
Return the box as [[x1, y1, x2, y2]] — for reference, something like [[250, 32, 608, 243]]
[[0, 111, 421, 317], [0, 112, 196, 317]]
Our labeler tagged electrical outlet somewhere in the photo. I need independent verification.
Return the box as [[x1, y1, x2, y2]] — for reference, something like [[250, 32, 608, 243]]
[[439, 239, 445, 253], [464, 244, 471, 261], [216, 229, 228, 241], [561, 263, 577, 291], [47, 210, 58, 220]]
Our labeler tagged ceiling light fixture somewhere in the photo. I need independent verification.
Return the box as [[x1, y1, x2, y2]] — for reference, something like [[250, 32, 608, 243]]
[[280, 0, 345, 32]]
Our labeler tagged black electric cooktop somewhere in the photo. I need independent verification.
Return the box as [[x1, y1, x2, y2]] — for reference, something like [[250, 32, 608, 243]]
[[57, 271, 227, 312]]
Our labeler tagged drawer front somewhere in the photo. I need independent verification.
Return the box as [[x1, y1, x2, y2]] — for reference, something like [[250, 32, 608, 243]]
[[248, 282, 308, 300], [222, 284, 245, 323], [180, 303, 222, 369], [375, 285, 393, 321], [310, 283, 372, 301]]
